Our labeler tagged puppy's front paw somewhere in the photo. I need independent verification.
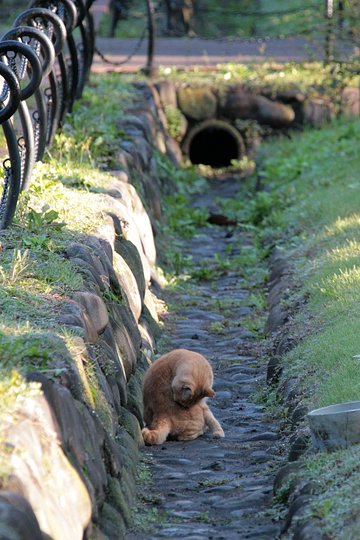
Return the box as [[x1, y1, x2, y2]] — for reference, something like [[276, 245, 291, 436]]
[[213, 427, 225, 439], [142, 427, 159, 445]]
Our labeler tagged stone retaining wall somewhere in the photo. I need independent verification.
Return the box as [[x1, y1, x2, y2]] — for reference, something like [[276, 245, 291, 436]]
[[0, 81, 178, 539], [156, 80, 359, 157]]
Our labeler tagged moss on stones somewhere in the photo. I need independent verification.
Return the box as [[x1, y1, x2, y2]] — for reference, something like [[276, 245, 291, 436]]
[[107, 476, 132, 526], [98, 501, 126, 538]]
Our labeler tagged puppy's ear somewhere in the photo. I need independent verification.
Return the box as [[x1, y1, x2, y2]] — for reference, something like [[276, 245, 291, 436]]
[[181, 386, 193, 401], [203, 387, 215, 398]]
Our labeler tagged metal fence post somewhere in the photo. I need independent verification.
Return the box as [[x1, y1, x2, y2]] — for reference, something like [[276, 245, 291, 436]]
[[143, 0, 156, 76]]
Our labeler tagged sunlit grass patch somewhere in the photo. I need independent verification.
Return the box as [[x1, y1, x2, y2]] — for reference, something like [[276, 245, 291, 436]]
[[318, 265, 360, 303], [301, 246, 360, 315], [259, 113, 360, 536], [324, 239, 360, 263], [324, 214, 360, 242], [250, 127, 360, 263], [285, 317, 360, 407]]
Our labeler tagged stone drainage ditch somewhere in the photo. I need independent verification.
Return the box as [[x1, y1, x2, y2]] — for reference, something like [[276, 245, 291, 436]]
[[127, 176, 282, 539]]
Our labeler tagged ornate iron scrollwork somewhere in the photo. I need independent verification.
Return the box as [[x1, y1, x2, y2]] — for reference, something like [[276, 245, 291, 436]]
[[0, 0, 95, 228]]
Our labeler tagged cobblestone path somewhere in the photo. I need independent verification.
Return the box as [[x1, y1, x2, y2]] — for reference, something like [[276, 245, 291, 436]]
[[128, 177, 282, 539]]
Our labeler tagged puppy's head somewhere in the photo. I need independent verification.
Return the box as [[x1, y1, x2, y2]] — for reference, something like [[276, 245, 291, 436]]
[[173, 384, 193, 407], [173, 384, 215, 407]]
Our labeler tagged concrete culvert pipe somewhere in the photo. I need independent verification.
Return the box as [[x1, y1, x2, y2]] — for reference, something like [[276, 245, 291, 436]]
[[182, 119, 245, 168]]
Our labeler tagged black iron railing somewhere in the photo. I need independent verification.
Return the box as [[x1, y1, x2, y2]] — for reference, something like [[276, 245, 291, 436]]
[[0, 0, 96, 229]]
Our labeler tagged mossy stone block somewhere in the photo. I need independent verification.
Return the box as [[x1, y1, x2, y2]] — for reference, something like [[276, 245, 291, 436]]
[[107, 476, 132, 526], [98, 502, 126, 538]]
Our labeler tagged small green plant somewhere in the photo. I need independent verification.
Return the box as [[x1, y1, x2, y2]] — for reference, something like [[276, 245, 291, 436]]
[[208, 320, 228, 334], [198, 478, 231, 488], [246, 292, 267, 311], [137, 461, 152, 484], [131, 506, 165, 532], [190, 267, 216, 281], [163, 193, 209, 238], [22, 234, 52, 251], [164, 248, 193, 276], [248, 190, 285, 227], [102, 289, 123, 304], [164, 105, 185, 142], [195, 512, 211, 523], [213, 252, 231, 271], [0, 249, 31, 286], [25, 205, 64, 233], [251, 386, 280, 414]]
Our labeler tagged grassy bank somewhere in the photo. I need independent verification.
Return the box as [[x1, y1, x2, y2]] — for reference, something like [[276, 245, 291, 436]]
[[255, 118, 360, 537], [258, 119, 360, 408], [0, 74, 136, 427], [157, 61, 360, 94]]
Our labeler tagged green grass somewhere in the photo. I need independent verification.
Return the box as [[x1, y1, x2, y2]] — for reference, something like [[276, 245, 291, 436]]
[[258, 119, 360, 406], [256, 115, 360, 536]]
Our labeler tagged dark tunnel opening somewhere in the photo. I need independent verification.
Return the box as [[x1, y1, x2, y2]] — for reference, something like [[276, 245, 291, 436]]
[[185, 121, 244, 168]]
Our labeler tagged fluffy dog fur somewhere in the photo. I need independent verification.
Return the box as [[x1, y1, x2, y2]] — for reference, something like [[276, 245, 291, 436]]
[[142, 349, 224, 445]]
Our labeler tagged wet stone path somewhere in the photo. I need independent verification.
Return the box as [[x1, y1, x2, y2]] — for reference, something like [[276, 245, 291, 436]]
[[128, 178, 283, 539]]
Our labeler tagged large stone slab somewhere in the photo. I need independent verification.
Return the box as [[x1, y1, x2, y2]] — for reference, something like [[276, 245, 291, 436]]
[[2, 393, 92, 540], [73, 291, 109, 335], [108, 302, 142, 379], [222, 86, 295, 127], [178, 86, 217, 120]]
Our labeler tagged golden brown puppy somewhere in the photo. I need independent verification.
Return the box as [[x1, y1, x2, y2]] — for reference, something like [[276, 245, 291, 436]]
[[142, 349, 224, 445]]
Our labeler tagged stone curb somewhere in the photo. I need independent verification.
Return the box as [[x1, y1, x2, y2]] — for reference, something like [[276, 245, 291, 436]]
[[265, 248, 323, 539]]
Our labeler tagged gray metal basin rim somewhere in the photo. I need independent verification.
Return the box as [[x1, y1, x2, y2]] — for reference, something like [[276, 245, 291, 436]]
[[308, 401, 360, 417]]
